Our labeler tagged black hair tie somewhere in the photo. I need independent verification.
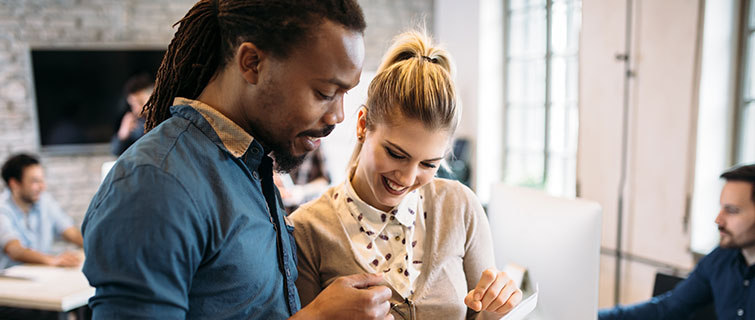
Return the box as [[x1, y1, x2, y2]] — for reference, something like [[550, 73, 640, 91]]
[[420, 55, 437, 63]]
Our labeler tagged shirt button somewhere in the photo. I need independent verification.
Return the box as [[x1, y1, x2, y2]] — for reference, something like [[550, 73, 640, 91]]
[[252, 147, 259, 154], [395, 236, 401, 241], [738, 309, 744, 317], [286, 269, 291, 277], [745, 280, 750, 287], [252, 171, 260, 180]]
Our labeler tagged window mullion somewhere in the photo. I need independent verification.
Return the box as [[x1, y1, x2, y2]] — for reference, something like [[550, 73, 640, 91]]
[[543, 0, 553, 185]]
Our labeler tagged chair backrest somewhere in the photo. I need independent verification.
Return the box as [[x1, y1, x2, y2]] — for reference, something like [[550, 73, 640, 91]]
[[487, 184, 602, 320], [653, 272, 717, 320]]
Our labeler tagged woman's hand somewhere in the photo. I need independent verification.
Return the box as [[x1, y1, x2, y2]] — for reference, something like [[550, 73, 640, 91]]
[[464, 268, 523, 316]]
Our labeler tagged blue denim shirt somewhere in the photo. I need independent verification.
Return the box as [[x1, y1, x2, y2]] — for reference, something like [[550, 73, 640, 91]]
[[599, 247, 755, 320], [82, 103, 300, 319]]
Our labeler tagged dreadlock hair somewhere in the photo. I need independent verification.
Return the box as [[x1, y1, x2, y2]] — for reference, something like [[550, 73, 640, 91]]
[[721, 164, 755, 203], [144, 0, 366, 131]]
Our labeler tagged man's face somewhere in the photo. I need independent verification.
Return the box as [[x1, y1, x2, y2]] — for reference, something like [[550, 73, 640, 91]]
[[9, 164, 46, 205], [245, 20, 364, 172], [715, 181, 755, 249], [127, 87, 152, 116]]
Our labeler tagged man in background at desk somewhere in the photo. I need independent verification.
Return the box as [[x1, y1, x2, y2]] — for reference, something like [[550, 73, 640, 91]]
[[0, 153, 83, 269], [600, 163, 755, 319]]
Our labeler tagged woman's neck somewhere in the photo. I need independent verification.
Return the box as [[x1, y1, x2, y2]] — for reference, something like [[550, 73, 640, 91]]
[[349, 167, 391, 212]]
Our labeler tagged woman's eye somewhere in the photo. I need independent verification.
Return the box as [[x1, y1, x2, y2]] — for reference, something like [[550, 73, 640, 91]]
[[386, 148, 405, 159], [421, 162, 437, 169]]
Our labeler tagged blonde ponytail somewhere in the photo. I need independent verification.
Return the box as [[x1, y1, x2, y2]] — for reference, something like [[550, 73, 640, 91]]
[[348, 29, 460, 170]]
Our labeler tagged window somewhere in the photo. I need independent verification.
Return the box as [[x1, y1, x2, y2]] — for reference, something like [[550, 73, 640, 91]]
[[503, 0, 581, 197], [737, 0, 755, 163]]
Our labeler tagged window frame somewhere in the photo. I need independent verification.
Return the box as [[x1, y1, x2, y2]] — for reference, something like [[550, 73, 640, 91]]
[[502, 0, 581, 196], [735, 0, 755, 164]]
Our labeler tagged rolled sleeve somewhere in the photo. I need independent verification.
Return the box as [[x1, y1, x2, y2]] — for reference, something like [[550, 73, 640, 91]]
[[82, 165, 206, 319], [457, 183, 499, 320]]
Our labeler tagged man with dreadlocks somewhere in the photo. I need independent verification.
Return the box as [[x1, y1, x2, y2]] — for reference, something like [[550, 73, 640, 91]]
[[81, 0, 393, 319]]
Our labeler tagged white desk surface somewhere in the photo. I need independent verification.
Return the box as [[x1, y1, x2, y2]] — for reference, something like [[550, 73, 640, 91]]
[[0, 264, 94, 312]]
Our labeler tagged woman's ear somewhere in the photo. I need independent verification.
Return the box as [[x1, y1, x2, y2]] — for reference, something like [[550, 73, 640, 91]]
[[237, 42, 264, 85], [356, 106, 367, 141]]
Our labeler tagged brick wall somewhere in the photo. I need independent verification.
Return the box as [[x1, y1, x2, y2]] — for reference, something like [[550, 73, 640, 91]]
[[0, 0, 433, 225]]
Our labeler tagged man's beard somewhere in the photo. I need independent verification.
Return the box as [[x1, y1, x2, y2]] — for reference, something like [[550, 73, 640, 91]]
[[719, 224, 755, 249], [270, 125, 335, 173], [257, 125, 335, 173], [19, 192, 37, 206], [271, 148, 308, 173]]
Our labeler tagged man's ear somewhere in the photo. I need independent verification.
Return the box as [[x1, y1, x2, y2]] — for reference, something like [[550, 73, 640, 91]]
[[7, 178, 19, 192], [237, 42, 265, 85]]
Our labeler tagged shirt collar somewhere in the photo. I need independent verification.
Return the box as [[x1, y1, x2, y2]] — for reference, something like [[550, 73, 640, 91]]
[[342, 176, 418, 241], [173, 97, 254, 158], [1, 190, 38, 217]]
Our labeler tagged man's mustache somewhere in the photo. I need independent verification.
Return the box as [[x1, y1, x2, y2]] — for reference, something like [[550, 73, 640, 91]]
[[301, 125, 335, 138]]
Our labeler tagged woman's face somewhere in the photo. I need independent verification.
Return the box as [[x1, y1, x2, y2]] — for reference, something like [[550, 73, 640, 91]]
[[351, 109, 452, 212]]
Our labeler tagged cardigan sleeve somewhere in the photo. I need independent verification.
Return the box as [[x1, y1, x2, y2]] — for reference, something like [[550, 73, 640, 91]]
[[290, 206, 323, 307], [452, 182, 503, 320]]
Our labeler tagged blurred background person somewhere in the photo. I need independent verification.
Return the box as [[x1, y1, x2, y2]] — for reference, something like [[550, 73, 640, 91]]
[[599, 164, 755, 320], [0, 153, 83, 269], [110, 73, 154, 156]]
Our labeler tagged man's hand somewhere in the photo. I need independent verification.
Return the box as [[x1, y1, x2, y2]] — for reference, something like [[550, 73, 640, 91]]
[[292, 273, 393, 320], [464, 268, 523, 316], [117, 112, 138, 140], [46, 251, 82, 267]]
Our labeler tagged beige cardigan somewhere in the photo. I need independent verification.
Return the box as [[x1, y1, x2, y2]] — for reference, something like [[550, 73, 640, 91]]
[[290, 178, 501, 319]]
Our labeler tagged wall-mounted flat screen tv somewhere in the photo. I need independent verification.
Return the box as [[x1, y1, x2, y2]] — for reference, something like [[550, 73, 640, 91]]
[[30, 48, 165, 153]]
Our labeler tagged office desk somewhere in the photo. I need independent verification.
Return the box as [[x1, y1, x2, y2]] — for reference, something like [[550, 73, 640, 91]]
[[0, 264, 94, 312]]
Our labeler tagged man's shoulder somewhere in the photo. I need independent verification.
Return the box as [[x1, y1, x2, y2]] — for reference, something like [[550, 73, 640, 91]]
[[699, 246, 739, 268], [36, 192, 61, 209], [0, 190, 13, 213], [112, 116, 216, 181]]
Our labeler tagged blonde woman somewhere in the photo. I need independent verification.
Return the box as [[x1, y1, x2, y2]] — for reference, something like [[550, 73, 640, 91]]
[[290, 30, 521, 319]]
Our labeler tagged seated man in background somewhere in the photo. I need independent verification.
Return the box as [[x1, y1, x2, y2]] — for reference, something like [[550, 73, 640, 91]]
[[0, 153, 83, 269], [600, 163, 755, 319], [110, 73, 154, 156]]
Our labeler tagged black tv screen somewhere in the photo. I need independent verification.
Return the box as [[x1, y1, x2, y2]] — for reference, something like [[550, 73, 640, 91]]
[[30, 48, 165, 150]]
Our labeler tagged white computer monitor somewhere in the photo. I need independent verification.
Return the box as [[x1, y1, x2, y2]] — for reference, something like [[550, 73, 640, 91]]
[[487, 184, 602, 320]]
